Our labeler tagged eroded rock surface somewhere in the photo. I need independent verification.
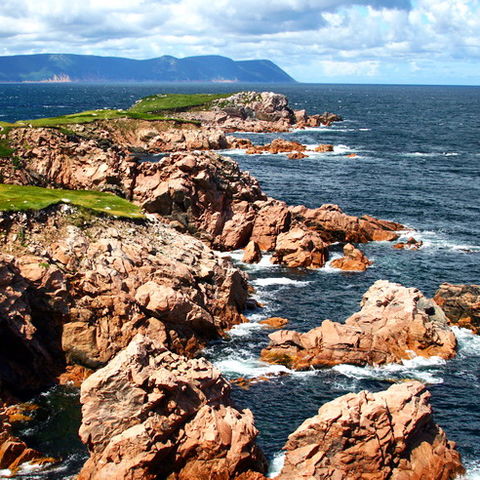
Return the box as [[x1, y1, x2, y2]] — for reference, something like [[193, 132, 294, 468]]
[[78, 335, 266, 480], [1, 207, 248, 369], [277, 381, 464, 480], [330, 243, 372, 271], [261, 280, 457, 369], [434, 283, 480, 333]]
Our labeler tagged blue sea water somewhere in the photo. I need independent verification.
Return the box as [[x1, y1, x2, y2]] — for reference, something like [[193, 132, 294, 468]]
[[1, 83, 479, 479]]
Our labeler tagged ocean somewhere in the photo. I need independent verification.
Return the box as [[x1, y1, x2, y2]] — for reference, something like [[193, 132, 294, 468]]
[[1, 82, 479, 479]]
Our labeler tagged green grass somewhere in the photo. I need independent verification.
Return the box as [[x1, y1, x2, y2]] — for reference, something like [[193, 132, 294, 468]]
[[0, 108, 199, 131], [0, 184, 144, 219], [128, 93, 232, 114]]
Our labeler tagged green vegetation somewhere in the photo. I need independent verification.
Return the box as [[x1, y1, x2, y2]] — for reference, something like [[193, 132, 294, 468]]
[[128, 93, 232, 114], [0, 93, 230, 131], [0, 184, 144, 219]]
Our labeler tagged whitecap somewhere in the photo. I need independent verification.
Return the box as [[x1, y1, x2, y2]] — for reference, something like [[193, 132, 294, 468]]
[[214, 357, 291, 378], [227, 321, 264, 338], [452, 327, 480, 357], [332, 355, 446, 385], [268, 452, 286, 478], [252, 277, 309, 287], [458, 461, 480, 480], [396, 230, 480, 253]]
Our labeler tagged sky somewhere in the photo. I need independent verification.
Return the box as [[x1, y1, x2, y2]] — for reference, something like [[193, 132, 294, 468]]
[[0, 0, 479, 85]]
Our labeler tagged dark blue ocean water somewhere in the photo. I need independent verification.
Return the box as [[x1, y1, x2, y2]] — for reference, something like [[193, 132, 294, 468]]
[[1, 83, 479, 479]]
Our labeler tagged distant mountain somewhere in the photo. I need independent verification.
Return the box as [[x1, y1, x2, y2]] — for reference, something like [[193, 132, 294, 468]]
[[0, 54, 295, 83]]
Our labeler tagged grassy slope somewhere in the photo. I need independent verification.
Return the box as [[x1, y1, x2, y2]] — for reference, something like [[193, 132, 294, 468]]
[[0, 92, 232, 130], [0, 184, 144, 218], [128, 93, 231, 114]]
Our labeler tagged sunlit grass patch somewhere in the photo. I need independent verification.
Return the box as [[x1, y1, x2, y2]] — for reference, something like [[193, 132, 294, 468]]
[[0, 184, 144, 219]]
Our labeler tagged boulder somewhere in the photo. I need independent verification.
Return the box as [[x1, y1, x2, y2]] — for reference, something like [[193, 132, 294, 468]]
[[277, 381, 464, 480], [243, 241, 262, 264], [271, 226, 329, 269], [330, 243, 372, 271], [78, 335, 266, 480], [261, 280, 457, 369], [250, 200, 291, 251], [394, 237, 424, 250], [434, 283, 480, 333], [288, 152, 308, 160], [314, 144, 334, 152], [259, 317, 289, 329]]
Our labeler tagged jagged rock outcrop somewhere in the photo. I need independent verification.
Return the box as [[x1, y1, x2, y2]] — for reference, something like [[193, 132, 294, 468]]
[[434, 283, 480, 333], [0, 253, 67, 396], [261, 280, 457, 369], [271, 226, 329, 269], [394, 236, 423, 250], [330, 243, 372, 271], [246, 139, 307, 155], [78, 335, 266, 480], [290, 203, 403, 243], [243, 241, 262, 264], [277, 381, 464, 480], [1, 207, 248, 369]]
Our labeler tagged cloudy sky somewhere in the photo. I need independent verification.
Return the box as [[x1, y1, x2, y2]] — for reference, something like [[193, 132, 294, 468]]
[[1, 0, 479, 84]]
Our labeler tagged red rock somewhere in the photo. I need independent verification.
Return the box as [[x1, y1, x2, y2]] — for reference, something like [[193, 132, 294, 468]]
[[290, 203, 403, 244], [259, 317, 289, 329], [394, 237, 424, 250], [243, 241, 262, 264], [277, 381, 464, 480], [250, 200, 291, 251], [267, 139, 306, 154], [287, 152, 308, 159], [330, 243, 372, 271], [261, 280, 457, 369], [78, 335, 266, 480], [271, 226, 329, 269], [434, 283, 480, 333], [314, 144, 334, 152]]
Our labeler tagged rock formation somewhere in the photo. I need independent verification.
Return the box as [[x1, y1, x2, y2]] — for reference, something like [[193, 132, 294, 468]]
[[394, 237, 424, 250], [330, 243, 372, 271], [434, 283, 480, 333], [78, 335, 266, 480], [276, 381, 464, 480], [290, 204, 403, 243], [261, 280, 457, 369], [243, 241, 262, 264], [1, 207, 248, 370], [0, 253, 66, 396], [271, 226, 329, 269]]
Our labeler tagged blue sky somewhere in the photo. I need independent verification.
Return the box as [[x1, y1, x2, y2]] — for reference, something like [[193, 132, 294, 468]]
[[0, 0, 479, 85]]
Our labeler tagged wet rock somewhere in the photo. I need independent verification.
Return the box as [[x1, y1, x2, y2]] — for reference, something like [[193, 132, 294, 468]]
[[394, 237, 424, 250], [271, 226, 329, 269], [243, 241, 262, 264], [0, 406, 54, 472], [78, 335, 266, 480], [314, 144, 334, 152], [277, 381, 464, 480], [434, 283, 480, 334], [287, 152, 308, 160], [330, 243, 372, 271], [259, 317, 289, 329], [261, 280, 457, 369]]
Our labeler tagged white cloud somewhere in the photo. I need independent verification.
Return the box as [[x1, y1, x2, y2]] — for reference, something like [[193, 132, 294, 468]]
[[0, 0, 478, 83]]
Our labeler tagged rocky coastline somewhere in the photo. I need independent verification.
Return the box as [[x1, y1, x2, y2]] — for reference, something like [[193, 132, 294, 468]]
[[0, 91, 472, 479]]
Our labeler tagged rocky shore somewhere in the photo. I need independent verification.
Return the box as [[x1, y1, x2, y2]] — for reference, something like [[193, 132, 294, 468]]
[[0, 91, 469, 479]]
